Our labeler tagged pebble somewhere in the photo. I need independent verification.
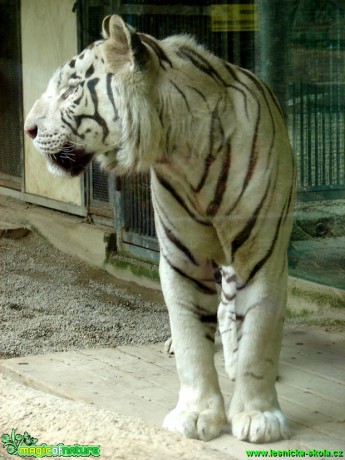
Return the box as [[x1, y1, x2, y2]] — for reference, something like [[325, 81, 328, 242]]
[[0, 232, 170, 359]]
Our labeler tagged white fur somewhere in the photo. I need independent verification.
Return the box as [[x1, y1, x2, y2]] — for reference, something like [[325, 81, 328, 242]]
[[25, 15, 295, 444]]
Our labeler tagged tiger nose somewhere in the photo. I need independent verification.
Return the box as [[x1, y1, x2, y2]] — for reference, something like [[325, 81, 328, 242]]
[[24, 125, 38, 139]]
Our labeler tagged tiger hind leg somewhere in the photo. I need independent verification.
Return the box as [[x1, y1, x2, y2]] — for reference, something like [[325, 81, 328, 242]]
[[228, 273, 290, 443], [218, 265, 238, 381]]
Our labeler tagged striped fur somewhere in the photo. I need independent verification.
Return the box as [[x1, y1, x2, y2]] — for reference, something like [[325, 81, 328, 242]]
[[25, 15, 296, 443]]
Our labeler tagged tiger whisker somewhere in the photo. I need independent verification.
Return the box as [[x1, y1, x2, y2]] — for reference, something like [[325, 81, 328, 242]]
[[66, 140, 86, 148]]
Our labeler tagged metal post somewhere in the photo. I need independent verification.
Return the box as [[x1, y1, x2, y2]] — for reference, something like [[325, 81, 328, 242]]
[[256, 0, 290, 119]]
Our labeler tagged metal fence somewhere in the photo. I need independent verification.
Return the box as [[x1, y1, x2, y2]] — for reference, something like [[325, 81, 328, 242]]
[[287, 1, 345, 199]]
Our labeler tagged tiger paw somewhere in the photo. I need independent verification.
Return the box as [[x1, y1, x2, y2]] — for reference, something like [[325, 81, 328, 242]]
[[163, 407, 226, 441], [164, 337, 174, 354], [231, 409, 290, 443]]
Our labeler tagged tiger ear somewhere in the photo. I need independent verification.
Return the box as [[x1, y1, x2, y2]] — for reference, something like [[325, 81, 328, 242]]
[[102, 15, 149, 71]]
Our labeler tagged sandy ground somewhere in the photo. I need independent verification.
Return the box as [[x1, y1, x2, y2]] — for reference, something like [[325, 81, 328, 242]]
[[0, 373, 229, 460], [0, 228, 232, 460], [0, 230, 170, 359]]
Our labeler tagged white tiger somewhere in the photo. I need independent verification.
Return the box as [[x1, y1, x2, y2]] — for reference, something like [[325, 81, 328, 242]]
[[25, 15, 295, 443]]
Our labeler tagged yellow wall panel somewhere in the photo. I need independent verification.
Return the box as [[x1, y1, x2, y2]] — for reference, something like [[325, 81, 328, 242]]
[[22, 0, 83, 206]]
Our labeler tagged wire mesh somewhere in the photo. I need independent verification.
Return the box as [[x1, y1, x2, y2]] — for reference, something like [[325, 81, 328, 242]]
[[287, 2, 345, 194], [122, 174, 156, 237], [91, 162, 110, 204]]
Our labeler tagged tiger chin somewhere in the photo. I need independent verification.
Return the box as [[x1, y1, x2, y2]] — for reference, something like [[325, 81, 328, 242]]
[[25, 15, 295, 444]]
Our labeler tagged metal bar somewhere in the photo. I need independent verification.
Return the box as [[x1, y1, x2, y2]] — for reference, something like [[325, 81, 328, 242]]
[[329, 42, 334, 186], [307, 85, 312, 187], [299, 84, 305, 188], [7, 191, 88, 217], [121, 231, 159, 253], [335, 8, 341, 185], [321, 82, 326, 187]]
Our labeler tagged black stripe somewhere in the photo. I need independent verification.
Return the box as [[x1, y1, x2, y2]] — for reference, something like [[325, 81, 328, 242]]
[[139, 34, 173, 69], [156, 175, 211, 226], [244, 371, 264, 380], [238, 68, 265, 94], [200, 313, 217, 324], [222, 292, 236, 303], [241, 193, 291, 287], [243, 102, 261, 190], [240, 67, 284, 119], [224, 94, 261, 218], [73, 86, 85, 106], [193, 153, 215, 193], [238, 71, 277, 170], [222, 60, 238, 80], [163, 255, 217, 295], [228, 84, 250, 118], [170, 81, 191, 112], [206, 144, 231, 217], [186, 85, 209, 108], [106, 73, 118, 121], [193, 102, 223, 193], [85, 64, 95, 79], [86, 78, 109, 142], [179, 300, 217, 318], [177, 46, 227, 87], [231, 176, 272, 258], [205, 333, 215, 342], [61, 113, 79, 137], [159, 217, 198, 266]]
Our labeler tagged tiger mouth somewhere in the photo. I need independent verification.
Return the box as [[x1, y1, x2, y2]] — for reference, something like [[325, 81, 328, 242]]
[[48, 145, 94, 177]]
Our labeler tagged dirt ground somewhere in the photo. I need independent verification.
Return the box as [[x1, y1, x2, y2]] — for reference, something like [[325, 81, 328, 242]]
[[0, 230, 170, 359], [1, 222, 344, 361]]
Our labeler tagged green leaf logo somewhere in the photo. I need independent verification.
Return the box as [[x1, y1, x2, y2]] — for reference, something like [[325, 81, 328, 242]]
[[1, 429, 39, 455]]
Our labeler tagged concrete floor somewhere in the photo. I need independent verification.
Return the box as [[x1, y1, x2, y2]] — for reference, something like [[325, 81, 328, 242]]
[[1, 325, 344, 459]]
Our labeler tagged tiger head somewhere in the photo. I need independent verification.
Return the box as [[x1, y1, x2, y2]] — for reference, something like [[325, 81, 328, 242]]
[[24, 15, 164, 177]]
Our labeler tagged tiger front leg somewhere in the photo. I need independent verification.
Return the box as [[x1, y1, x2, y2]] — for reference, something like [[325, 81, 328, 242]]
[[229, 278, 290, 443], [159, 255, 227, 441]]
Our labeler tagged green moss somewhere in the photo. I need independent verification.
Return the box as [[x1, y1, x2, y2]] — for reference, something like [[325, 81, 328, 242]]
[[307, 318, 345, 328], [288, 284, 345, 310], [286, 307, 312, 319], [105, 256, 160, 283], [103, 233, 117, 258]]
